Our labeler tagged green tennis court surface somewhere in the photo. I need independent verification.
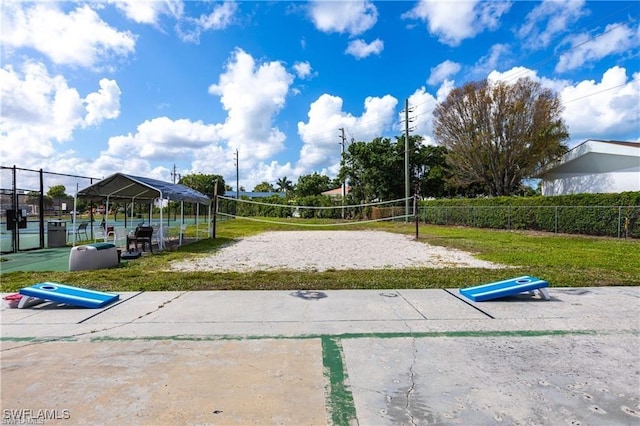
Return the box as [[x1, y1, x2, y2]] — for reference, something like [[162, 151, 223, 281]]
[[0, 247, 71, 274]]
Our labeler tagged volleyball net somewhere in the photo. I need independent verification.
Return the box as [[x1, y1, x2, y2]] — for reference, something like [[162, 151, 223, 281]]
[[216, 195, 416, 227]]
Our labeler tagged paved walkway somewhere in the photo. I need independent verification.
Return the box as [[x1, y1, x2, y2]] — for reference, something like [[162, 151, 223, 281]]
[[1, 287, 639, 425]]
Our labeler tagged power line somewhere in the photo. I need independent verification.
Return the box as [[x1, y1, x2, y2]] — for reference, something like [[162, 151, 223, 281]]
[[287, 8, 637, 144], [561, 82, 629, 104]]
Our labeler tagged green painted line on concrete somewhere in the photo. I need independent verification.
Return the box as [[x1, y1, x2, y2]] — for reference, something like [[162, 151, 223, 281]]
[[322, 336, 357, 426], [0, 337, 40, 342], [4, 328, 635, 344], [85, 329, 606, 343], [0, 336, 77, 343]]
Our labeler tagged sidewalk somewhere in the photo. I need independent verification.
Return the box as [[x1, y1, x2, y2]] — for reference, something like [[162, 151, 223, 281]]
[[2, 287, 639, 425]]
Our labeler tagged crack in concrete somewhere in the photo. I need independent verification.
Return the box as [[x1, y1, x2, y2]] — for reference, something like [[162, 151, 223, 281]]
[[406, 337, 418, 426], [394, 291, 420, 426]]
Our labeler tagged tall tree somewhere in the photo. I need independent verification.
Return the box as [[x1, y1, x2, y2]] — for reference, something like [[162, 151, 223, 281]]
[[276, 176, 293, 195], [413, 145, 450, 198], [47, 185, 70, 212], [47, 185, 67, 199], [340, 137, 402, 202], [339, 135, 447, 202], [433, 77, 568, 196], [253, 181, 275, 192], [179, 173, 225, 197], [294, 172, 331, 197]]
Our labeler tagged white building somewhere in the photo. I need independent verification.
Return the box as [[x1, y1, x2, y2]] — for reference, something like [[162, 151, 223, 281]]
[[535, 140, 640, 196]]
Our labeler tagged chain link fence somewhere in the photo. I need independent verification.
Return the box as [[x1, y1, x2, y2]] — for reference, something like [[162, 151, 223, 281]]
[[1, 166, 99, 253], [418, 205, 640, 238]]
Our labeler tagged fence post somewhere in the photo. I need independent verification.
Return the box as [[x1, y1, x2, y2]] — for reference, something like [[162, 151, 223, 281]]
[[554, 206, 558, 234], [39, 168, 45, 249], [12, 165, 18, 252], [618, 206, 622, 239], [414, 194, 419, 240]]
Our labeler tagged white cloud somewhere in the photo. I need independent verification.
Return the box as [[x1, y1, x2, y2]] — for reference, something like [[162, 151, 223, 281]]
[[244, 161, 297, 192], [487, 66, 567, 94], [297, 93, 397, 172], [427, 60, 461, 86], [208, 48, 294, 163], [110, 0, 184, 25], [471, 43, 510, 77], [560, 66, 640, 140], [0, 61, 122, 170], [85, 79, 121, 126], [518, 0, 587, 49], [293, 61, 314, 79], [197, 1, 237, 30], [555, 23, 640, 73], [176, 1, 238, 43], [403, 0, 511, 46], [436, 80, 455, 103], [105, 117, 223, 161], [308, 0, 378, 36], [89, 154, 159, 182], [1, 2, 136, 69], [80, 48, 295, 191], [400, 86, 440, 145], [345, 39, 384, 59]]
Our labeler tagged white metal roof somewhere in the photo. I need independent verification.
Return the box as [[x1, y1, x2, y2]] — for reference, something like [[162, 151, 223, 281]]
[[534, 140, 640, 177]]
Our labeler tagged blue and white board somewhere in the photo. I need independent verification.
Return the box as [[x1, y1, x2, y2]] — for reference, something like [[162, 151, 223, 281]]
[[19, 282, 119, 308], [459, 276, 549, 302]]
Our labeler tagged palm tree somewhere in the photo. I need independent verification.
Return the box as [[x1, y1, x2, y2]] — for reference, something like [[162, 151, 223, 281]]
[[276, 176, 293, 195]]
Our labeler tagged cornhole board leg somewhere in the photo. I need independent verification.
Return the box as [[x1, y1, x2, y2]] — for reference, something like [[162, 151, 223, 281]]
[[19, 282, 119, 309], [459, 276, 549, 302], [18, 296, 47, 309], [538, 287, 550, 300]]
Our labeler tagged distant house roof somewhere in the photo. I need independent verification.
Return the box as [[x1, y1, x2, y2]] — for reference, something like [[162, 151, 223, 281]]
[[534, 139, 640, 177], [228, 191, 285, 199], [322, 186, 351, 197]]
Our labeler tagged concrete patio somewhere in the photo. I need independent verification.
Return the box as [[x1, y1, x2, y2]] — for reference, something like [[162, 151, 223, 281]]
[[1, 287, 639, 425]]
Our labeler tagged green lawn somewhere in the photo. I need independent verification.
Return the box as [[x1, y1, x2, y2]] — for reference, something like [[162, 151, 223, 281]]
[[1, 219, 638, 292]]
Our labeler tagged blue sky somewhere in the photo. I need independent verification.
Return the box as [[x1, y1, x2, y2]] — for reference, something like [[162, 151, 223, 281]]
[[1, 0, 639, 192]]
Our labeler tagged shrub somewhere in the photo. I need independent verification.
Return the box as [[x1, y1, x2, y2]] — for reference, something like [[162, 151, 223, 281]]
[[419, 192, 640, 238]]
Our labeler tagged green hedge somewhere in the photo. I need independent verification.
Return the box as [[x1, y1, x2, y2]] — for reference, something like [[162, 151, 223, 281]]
[[419, 192, 640, 238]]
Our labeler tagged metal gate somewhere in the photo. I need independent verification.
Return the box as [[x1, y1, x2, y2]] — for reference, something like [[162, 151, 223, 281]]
[[0, 166, 99, 254]]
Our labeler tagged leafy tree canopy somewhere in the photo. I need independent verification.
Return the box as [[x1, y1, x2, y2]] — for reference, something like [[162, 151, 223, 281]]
[[339, 135, 456, 201], [294, 172, 331, 197], [179, 173, 225, 197], [433, 77, 568, 196], [47, 185, 67, 199], [253, 181, 275, 192], [276, 176, 293, 194]]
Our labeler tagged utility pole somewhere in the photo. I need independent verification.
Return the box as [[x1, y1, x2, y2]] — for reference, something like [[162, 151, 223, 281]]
[[171, 164, 180, 184], [339, 127, 346, 219], [170, 164, 181, 223], [404, 99, 415, 222]]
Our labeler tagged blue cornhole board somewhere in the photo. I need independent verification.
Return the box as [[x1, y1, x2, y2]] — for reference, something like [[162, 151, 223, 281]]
[[19, 282, 119, 308], [459, 276, 549, 302]]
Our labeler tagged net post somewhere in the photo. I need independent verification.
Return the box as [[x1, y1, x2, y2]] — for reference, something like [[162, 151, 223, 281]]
[[414, 193, 419, 240], [212, 179, 218, 239]]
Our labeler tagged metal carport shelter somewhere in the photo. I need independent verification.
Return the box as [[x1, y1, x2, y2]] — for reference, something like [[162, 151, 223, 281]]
[[75, 173, 211, 249]]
